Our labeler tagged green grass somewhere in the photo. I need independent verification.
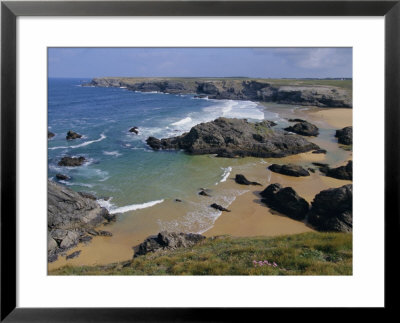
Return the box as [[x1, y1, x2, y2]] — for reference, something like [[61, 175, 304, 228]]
[[50, 232, 352, 276]]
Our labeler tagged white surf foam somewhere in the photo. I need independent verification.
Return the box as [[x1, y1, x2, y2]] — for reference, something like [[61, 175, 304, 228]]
[[103, 150, 122, 157], [49, 133, 106, 150], [215, 167, 232, 185], [171, 117, 192, 126], [98, 198, 164, 214]]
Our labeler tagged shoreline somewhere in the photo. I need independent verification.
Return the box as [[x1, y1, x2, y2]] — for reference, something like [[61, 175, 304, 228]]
[[48, 104, 352, 272]]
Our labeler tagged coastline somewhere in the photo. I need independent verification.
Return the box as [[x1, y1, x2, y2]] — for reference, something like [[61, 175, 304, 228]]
[[48, 103, 352, 272]]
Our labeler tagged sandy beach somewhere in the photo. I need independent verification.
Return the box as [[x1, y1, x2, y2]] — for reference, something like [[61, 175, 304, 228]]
[[48, 106, 352, 271]]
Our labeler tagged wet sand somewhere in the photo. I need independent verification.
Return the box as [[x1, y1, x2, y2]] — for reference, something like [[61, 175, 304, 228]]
[[49, 106, 352, 272]]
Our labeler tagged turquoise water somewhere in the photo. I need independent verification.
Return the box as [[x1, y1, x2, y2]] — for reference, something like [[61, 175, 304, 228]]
[[48, 78, 282, 214]]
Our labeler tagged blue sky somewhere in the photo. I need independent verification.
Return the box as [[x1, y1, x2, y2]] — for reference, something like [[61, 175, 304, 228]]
[[48, 48, 352, 78]]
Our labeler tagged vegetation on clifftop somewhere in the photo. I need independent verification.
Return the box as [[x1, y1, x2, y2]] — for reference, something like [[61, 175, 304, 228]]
[[50, 232, 352, 276]]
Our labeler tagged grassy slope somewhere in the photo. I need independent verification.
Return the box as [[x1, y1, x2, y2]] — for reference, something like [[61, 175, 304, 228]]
[[50, 232, 352, 275]]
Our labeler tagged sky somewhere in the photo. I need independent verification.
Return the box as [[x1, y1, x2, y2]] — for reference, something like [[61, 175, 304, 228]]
[[48, 47, 352, 79]]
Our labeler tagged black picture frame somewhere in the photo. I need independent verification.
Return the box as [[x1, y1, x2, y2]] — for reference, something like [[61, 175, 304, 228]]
[[1, 0, 398, 321]]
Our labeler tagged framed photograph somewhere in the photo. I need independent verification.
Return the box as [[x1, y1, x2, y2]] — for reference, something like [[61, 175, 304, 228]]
[[1, 0, 398, 320]]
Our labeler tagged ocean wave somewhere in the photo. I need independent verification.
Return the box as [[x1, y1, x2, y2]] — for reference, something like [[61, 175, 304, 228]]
[[48, 133, 106, 150], [98, 198, 164, 214], [103, 150, 122, 157], [171, 117, 192, 126], [58, 180, 94, 188], [215, 167, 232, 185]]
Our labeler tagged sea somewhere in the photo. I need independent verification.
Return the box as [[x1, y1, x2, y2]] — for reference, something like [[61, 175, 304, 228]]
[[48, 78, 288, 233]]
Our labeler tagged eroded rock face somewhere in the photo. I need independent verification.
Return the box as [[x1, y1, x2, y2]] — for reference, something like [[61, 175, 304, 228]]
[[284, 121, 319, 137], [146, 117, 319, 158], [335, 126, 352, 145], [307, 184, 352, 232], [66, 130, 82, 140], [133, 231, 206, 257], [58, 156, 86, 167], [260, 183, 309, 220], [47, 180, 111, 262], [268, 164, 310, 177]]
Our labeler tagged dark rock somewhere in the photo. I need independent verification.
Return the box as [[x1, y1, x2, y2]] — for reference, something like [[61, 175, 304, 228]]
[[268, 164, 310, 177], [260, 183, 309, 220], [312, 162, 329, 167], [199, 190, 211, 197], [307, 184, 352, 232], [284, 121, 319, 136], [103, 212, 117, 222], [174, 199, 182, 202], [87, 229, 99, 236], [133, 231, 206, 257], [210, 203, 231, 212], [79, 235, 93, 243], [48, 254, 58, 263], [98, 230, 113, 237], [308, 168, 316, 173], [78, 192, 97, 200], [48, 131, 55, 139], [288, 118, 306, 122], [56, 173, 70, 181], [66, 250, 81, 260], [129, 127, 139, 134], [335, 126, 352, 145], [235, 174, 262, 186], [312, 149, 327, 154], [66, 130, 82, 140], [58, 156, 86, 167], [146, 117, 319, 158], [47, 180, 111, 262], [321, 161, 352, 180]]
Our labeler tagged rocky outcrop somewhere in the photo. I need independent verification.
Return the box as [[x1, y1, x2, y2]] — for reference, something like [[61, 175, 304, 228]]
[[58, 156, 86, 167], [86, 78, 352, 108], [235, 174, 262, 185], [146, 117, 319, 158], [307, 184, 352, 232], [47, 180, 112, 262], [133, 231, 206, 257], [335, 126, 352, 145], [48, 131, 55, 139], [284, 121, 319, 136], [260, 183, 309, 220], [318, 161, 352, 180], [66, 130, 82, 140], [268, 164, 310, 177], [210, 203, 231, 212], [55, 173, 70, 181]]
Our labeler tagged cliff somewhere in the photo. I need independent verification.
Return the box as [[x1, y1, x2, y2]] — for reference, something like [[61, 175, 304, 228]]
[[85, 77, 352, 108]]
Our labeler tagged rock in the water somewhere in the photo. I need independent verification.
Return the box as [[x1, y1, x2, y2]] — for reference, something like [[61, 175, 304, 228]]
[[58, 156, 86, 167], [66, 250, 81, 260], [199, 190, 211, 197], [174, 199, 182, 203], [210, 203, 231, 212], [319, 161, 352, 180], [79, 235, 93, 243], [335, 126, 352, 145], [48, 131, 55, 139], [133, 231, 206, 257], [268, 164, 310, 177], [129, 127, 139, 134], [260, 183, 309, 220], [235, 174, 262, 185], [47, 180, 111, 262], [146, 117, 319, 158], [284, 121, 319, 136], [56, 173, 70, 181], [312, 149, 327, 154], [307, 184, 352, 232], [288, 118, 306, 123], [66, 130, 82, 140]]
